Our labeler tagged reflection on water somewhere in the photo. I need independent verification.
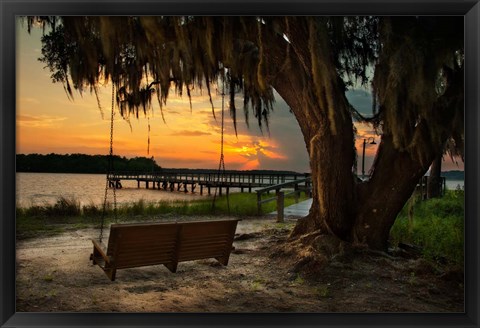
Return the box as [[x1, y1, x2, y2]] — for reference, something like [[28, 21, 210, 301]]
[[445, 180, 465, 191], [16, 173, 464, 208], [16, 172, 209, 208]]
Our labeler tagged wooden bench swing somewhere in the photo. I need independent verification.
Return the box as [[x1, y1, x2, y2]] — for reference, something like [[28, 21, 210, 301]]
[[91, 219, 239, 281], [91, 70, 238, 281]]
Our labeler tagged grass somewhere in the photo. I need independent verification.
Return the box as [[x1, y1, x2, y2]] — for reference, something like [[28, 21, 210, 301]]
[[43, 274, 54, 282], [16, 192, 308, 239], [389, 189, 464, 267], [315, 284, 331, 298]]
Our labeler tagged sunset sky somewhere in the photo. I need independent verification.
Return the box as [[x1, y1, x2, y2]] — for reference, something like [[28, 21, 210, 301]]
[[16, 19, 463, 173]]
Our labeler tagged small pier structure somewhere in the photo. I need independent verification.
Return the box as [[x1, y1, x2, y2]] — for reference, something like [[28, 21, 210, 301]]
[[107, 169, 311, 196], [255, 177, 313, 221]]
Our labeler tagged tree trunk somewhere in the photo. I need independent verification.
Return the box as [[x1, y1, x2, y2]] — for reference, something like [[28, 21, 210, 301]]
[[353, 134, 432, 249], [268, 52, 356, 242], [265, 26, 402, 250], [271, 69, 438, 250], [264, 21, 449, 252], [427, 155, 443, 198]]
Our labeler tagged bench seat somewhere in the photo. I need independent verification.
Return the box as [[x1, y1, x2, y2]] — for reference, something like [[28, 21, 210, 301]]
[[91, 219, 239, 281]]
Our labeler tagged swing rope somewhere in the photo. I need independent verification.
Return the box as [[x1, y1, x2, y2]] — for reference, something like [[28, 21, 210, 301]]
[[99, 81, 118, 243], [212, 69, 230, 213]]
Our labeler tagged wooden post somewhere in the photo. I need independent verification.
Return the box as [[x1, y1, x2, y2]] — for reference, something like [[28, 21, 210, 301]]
[[257, 192, 262, 215], [276, 191, 284, 223]]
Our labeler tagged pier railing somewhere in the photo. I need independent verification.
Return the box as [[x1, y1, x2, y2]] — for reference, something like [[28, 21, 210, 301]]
[[256, 177, 312, 222]]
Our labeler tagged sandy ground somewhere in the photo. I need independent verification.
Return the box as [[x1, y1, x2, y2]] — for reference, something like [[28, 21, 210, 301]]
[[16, 216, 464, 313]]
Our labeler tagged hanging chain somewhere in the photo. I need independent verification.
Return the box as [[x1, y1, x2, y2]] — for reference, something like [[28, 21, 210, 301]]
[[212, 69, 230, 213], [218, 76, 226, 175], [147, 117, 151, 155], [110, 81, 118, 224], [99, 81, 117, 243], [99, 177, 108, 243]]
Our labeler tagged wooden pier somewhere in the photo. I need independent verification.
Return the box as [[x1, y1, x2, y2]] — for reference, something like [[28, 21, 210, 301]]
[[107, 169, 311, 196], [255, 177, 313, 222]]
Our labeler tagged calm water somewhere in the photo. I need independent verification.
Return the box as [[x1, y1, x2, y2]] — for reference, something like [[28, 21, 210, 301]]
[[16, 172, 465, 208], [16, 172, 209, 208], [445, 180, 464, 190]]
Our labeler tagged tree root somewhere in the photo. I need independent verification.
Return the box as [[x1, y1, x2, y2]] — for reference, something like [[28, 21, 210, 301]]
[[274, 229, 355, 276]]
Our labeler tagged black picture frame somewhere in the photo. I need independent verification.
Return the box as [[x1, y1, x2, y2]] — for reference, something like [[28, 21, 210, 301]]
[[1, 1, 479, 327]]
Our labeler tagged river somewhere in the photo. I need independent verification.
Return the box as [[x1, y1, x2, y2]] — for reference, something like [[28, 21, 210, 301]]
[[16, 172, 210, 208], [15, 172, 465, 208]]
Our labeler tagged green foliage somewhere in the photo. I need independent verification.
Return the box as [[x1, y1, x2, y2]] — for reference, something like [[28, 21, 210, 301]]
[[372, 17, 464, 161], [82, 202, 104, 217], [17, 197, 100, 238], [32, 16, 277, 130], [16, 211, 95, 240], [17, 196, 81, 217], [49, 196, 81, 216], [390, 190, 464, 266]]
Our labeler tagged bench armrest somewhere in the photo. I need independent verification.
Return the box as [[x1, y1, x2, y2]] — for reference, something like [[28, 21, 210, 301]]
[[92, 239, 111, 265]]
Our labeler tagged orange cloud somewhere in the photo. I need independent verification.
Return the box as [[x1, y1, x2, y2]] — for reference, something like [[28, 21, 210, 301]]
[[240, 159, 261, 170], [17, 114, 67, 128], [168, 130, 212, 137]]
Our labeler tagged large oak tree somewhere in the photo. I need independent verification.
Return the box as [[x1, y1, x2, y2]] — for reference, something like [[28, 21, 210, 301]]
[[29, 16, 464, 251]]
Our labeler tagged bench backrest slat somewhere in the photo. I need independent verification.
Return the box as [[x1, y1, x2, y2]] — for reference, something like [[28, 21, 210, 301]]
[[105, 219, 238, 270], [178, 221, 237, 262], [108, 223, 178, 269]]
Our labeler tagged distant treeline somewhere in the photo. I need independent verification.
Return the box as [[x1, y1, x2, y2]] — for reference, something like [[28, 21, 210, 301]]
[[16, 153, 307, 175], [16, 153, 161, 174]]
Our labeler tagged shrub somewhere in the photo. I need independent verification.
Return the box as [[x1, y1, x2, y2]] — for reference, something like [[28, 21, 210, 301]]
[[390, 190, 464, 266], [47, 196, 81, 216]]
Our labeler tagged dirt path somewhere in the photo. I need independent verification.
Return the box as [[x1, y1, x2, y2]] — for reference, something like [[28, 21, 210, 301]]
[[16, 216, 463, 312]]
